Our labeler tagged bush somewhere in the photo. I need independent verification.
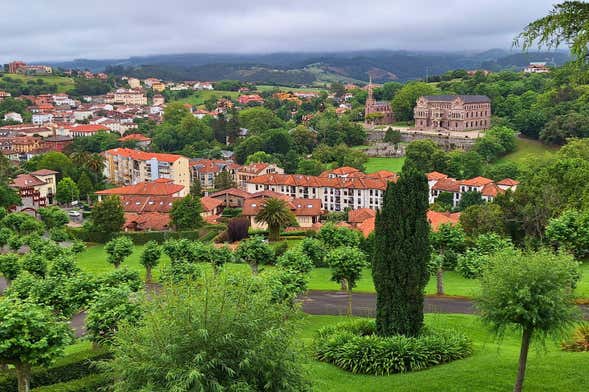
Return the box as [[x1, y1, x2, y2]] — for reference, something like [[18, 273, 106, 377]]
[[272, 241, 289, 257], [456, 234, 515, 279], [314, 319, 472, 375], [300, 237, 328, 267], [561, 324, 589, 352], [0, 348, 110, 390], [49, 228, 70, 242], [31, 373, 111, 392], [227, 217, 250, 242], [221, 207, 242, 218], [98, 268, 142, 291]]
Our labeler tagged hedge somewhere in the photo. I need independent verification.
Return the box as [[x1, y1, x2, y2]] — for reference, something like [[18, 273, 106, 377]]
[[66, 224, 226, 245], [314, 319, 472, 375], [0, 348, 111, 390], [31, 373, 111, 392]]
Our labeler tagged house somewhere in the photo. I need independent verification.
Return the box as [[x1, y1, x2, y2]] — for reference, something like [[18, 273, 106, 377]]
[[32, 113, 53, 125], [151, 82, 166, 92], [365, 78, 394, 125], [127, 78, 141, 89], [524, 62, 550, 74], [236, 162, 284, 189], [428, 172, 519, 207], [238, 94, 264, 105], [427, 210, 461, 231], [103, 148, 191, 190], [207, 187, 252, 208], [10, 169, 58, 206], [66, 124, 110, 138], [118, 133, 151, 148], [190, 159, 240, 192], [242, 197, 322, 229], [152, 94, 165, 106], [3, 112, 23, 123], [413, 95, 491, 132], [95, 178, 186, 201], [201, 196, 223, 219], [109, 89, 147, 106]]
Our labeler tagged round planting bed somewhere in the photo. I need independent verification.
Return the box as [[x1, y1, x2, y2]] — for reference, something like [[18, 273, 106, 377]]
[[314, 319, 472, 375]]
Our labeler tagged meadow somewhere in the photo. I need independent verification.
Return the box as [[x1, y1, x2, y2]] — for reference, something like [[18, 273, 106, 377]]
[[0, 73, 76, 93]]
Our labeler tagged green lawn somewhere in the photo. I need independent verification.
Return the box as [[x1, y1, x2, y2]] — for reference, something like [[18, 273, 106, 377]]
[[302, 314, 589, 391], [176, 90, 239, 106], [496, 137, 559, 166], [255, 85, 326, 93], [0, 73, 76, 93], [364, 157, 406, 173]]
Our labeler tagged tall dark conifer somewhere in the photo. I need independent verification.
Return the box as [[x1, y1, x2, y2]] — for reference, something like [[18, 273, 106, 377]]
[[372, 163, 430, 337]]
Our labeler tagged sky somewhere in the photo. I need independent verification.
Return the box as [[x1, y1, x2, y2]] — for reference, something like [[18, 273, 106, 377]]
[[1, 0, 559, 63]]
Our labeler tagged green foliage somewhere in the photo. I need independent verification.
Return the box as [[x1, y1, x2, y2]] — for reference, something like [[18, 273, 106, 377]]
[[29, 373, 111, 392], [459, 203, 505, 237], [392, 81, 440, 121], [300, 237, 328, 267], [277, 248, 314, 274], [106, 274, 310, 391], [104, 236, 134, 268], [0, 253, 20, 283], [48, 228, 70, 243], [21, 253, 48, 278], [457, 191, 483, 211], [38, 207, 69, 229], [546, 208, 589, 259], [86, 286, 143, 345], [0, 183, 21, 208], [456, 233, 515, 279], [2, 212, 44, 235], [55, 177, 80, 205], [314, 319, 472, 375], [99, 268, 142, 292], [316, 222, 362, 249], [373, 164, 431, 337], [312, 143, 368, 171], [91, 196, 125, 236], [0, 298, 72, 391], [239, 106, 285, 134], [139, 240, 161, 282], [170, 194, 204, 230], [213, 170, 236, 191], [327, 246, 366, 289], [474, 126, 517, 162], [384, 128, 402, 145], [255, 197, 295, 241], [404, 140, 448, 173], [235, 235, 275, 274]]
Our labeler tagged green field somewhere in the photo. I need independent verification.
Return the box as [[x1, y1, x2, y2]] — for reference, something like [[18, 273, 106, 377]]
[[364, 157, 406, 173], [0, 73, 76, 93], [255, 85, 326, 93], [303, 314, 589, 391], [496, 137, 559, 165], [75, 245, 589, 299], [177, 90, 239, 106]]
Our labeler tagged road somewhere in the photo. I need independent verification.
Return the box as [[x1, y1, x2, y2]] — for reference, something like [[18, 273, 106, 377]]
[[1, 277, 587, 338]]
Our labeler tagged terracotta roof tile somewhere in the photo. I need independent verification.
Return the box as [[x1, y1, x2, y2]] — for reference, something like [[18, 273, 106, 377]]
[[96, 179, 184, 196], [427, 210, 461, 231]]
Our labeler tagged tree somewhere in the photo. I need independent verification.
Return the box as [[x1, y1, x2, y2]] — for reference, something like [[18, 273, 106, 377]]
[[316, 222, 362, 249], [546, 209, 589, 259], [140, 241, 162, 283], [429, 223, 466, 295], [238, 106, 284, 134], [457, 191, 483, 211], [300, 237, 328, 267], [106, 274, 309, 391], [170, 194, 203, 230], [190, 179, 202, 197], [255, 198, 295, 242], [37, 206, 68, 230], [105, 236, 134, 269], [226, 216, 250, 242], [0, 183, 21, 208], [235, 236, 274, 274], [0, 254, 20, 285], [384, 128, 402, 146], [404, 140, 448, 173], [297, 159, 324, 176], [477, 249, 580, 392], [55, 177, 79, 206], [76, 171, 94, 203], [372, 163, 431, 337], [517, 1, 589, 64], [328, 246, 367, 316], [0, 298, 71, 392], [91, 195, 125, 235], [86, 286, 143, 345], [277, 248, 314, 275], [460, 203, 505, 237], [213, 170, 236, 191], [245, 151, 278, 165], [392, 81, 439, 121]]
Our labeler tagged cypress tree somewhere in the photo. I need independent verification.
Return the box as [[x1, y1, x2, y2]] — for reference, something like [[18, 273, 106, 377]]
[[372, 163, 431, 337]]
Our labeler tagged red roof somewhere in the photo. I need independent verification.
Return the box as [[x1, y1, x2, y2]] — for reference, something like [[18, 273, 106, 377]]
[[10, 174, 46, 189], [427, 210, 461, 231], [30, 169, 58, 176], [242, 197, 322, 217], [118, 133, 151, 142], [497, 178, 519, 186], [461, 176, 494, 187], [319, 166, 361, 177], [124, 212, 171, 231], [201, 196, 223, 212], [432, 178, 460, 193], [67, 124, 109, 133], [357, 217, 375, 237], [249, 173, 391, 191], [427, 171, 448, 181], [96, 179, 184, 196], [480, 182, 504, 198], [120, 195, 177, 213], [348, 208, 376, 224], [208, 187, 252, 199], [105, 148, 185, 163]]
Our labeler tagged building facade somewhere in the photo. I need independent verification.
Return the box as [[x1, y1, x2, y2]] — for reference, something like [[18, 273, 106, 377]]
[[413, 95, 491, 132], [103, 148, 190, 190], [364, 78, 394, 125]]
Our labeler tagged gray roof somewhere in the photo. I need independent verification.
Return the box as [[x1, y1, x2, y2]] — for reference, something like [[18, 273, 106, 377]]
[[422, 95, 490, 103]]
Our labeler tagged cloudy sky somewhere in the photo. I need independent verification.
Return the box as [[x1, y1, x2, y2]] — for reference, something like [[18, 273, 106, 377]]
[[1, 0, 558, 62]]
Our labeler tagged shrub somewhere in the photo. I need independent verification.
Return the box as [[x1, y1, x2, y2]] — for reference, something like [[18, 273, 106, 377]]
[[30, 373, 111, 392], [49, 228, 70, 242], [272, 241, 289, 257], [98, 268, 142, 291], [300, 237, 328, 267], [456, 234, 515, 279], [314, 319, 472, 375], [561, 324, 589, 352], [227, 217, 250, 242]]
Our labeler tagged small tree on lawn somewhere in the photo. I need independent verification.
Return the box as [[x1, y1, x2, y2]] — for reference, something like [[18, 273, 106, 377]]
[[235, 236, 274, 275], [105, 236, 134, 269], [477, 249, 580, 392], [328, 246, 367, 316], [55, 177, 79, 206], [255, 197, 295, 242], [372, 163, 430, 337], [0, 254, 20, 285], [140, 241, 161, 283], [0, 298, 71, 392], [38, 206, 68, 230], [170, 194, 203, 230], [277, 248, 314, 275], [92, 195, 125, 236], [429, 223, 466, 295]]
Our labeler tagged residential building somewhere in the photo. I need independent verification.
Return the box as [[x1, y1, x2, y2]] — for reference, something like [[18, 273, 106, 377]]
[[524, 62, 550, 73], [127, 78, 141, 89], [190, 159, 240, 192], [109, 89, 147, 105], [103, 148, 191, 190], [238, 94, 264, 105], [413, 95, 491, 132], [66, 124, 110, 138], [0, 91, 12, 101], [236, 163, 284, 189], [10, 169, 58, 206], [32, 113, 53, 125], [242, 196, 322, 229], [3, 112, 23, 123], [152, 94, 165, 106], [151, 82, 166, 92], [118, 133, 152, 148]]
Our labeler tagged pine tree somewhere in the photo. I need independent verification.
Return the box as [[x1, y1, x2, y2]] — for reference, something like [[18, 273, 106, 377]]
[[372, 163, 430, 337]]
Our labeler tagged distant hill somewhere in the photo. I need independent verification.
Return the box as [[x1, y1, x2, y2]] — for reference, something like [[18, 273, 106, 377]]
[[44, 50, 570, 84]]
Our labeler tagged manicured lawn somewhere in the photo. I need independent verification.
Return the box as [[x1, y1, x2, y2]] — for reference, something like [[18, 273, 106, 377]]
[[301, 314, 589, 391], [176, 90, 239, 106], [496, 137, 558, 166], [364, 157, 406, 174]]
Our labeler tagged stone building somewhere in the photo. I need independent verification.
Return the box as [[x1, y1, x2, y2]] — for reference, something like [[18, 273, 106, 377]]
[[413, 95, 491, 132], [364, 78, 394, 125]]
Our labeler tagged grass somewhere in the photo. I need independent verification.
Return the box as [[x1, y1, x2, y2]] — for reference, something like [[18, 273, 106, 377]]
[[0, 73, 76, 93], [255, 85, 326, 92], [301, 314, 589, 391], [364, 157, 406, 173], [496, 137, 559, 166], [176, 90, 239, 106]]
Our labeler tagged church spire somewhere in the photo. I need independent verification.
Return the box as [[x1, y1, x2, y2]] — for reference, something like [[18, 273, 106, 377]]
[[367, 74, 374, 102]]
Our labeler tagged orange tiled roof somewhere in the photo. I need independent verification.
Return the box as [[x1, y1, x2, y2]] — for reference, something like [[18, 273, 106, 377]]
[[427, 171, 449, 181], [120, 195, 177, 213], [96, 179, 184, 196], [319, 166, 361, 177], [480, 182, 504, 198], [348, 208, 377, 224], [242, 197, 322, 217], [461, 176, 494, 187], [357, 217, 375, 237], [208, 187, 252, 199], [497, 178, 519, 186], [427, 210, 461, 231], [30, 169, 58, 176], [201, 196, 223, 212], [105, 148, 185, 163], [124, 212, 171, 231], [67, 124, 109, 133], [118, 133, 151, 142], [10, 173, 46, 188], [248, 173, 391, 191], [431, 178, 460, 193]]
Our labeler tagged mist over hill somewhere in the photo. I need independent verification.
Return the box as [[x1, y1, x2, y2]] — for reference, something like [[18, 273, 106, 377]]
[[45, 49, 569, 84]]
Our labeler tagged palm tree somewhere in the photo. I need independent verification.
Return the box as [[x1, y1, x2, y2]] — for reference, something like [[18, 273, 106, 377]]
[[255, 198, 295, 242], [85, 153, 105, 175]]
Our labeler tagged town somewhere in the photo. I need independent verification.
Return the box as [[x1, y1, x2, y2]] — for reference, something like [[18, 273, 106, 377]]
[[0, 1, 588, 392]]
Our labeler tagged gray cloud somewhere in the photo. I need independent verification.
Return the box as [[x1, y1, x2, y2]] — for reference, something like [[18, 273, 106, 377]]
[[0, 0, 557, 62]]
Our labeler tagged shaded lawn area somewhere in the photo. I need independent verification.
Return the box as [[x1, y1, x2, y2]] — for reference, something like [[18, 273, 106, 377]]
[[301, 314, 589, 391], [75, 246, 589, 299], [364, 157, 406, 174], [495, 137, 558, 166]]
